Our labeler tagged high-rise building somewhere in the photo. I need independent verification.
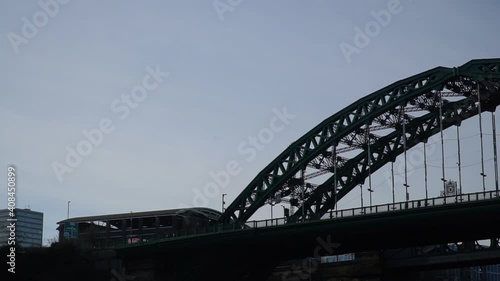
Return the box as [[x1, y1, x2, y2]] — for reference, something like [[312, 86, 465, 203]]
[[0, 208, 43, 248]]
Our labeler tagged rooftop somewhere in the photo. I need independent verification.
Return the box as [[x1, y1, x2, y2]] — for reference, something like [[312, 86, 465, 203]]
[[57, 207, 222, 224]]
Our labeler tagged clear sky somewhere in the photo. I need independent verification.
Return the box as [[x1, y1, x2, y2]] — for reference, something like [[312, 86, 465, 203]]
[[1, 0, 499, 244]]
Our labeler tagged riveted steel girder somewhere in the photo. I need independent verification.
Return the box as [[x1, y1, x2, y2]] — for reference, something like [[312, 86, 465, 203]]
[[219, 59, 500, 225]]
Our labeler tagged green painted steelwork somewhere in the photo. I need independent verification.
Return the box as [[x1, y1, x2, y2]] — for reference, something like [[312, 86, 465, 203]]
[[100, 190, 496, 249], [219, 59, 500, 225], [114, 197, 500, 281], [116, 197, 500, 257]]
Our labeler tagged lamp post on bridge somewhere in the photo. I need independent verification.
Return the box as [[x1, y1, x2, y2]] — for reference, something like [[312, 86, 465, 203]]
[[367, 187, 373, 209], [222, 193, 227, 213], [270, 201, 274, 223], [67, 200, 70, 219], [360, 184, 364, 213], [267, 195, 280, 225]]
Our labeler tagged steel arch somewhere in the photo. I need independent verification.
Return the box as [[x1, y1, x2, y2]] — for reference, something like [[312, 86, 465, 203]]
[[219, 59, 500, 225]]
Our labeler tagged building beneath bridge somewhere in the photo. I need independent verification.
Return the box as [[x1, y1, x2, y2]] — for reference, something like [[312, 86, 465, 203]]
[[56, 208, 221, 248]]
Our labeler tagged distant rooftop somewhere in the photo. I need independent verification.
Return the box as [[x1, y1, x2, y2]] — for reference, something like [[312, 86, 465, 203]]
[[57, 207, 222, 224], [0, 208, 43, 214]]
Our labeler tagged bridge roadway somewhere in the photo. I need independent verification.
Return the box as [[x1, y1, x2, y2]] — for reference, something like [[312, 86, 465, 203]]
[[109, 190, 500, 280]]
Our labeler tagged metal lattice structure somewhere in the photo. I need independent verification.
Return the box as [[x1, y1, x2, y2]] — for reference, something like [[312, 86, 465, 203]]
[[219, 59, 500, 225]]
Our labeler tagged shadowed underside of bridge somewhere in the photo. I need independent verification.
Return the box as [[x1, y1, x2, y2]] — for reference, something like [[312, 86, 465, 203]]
[[110, 59, 500, 280], [219, 58, 500, 225], [116, 198, 500, 280]]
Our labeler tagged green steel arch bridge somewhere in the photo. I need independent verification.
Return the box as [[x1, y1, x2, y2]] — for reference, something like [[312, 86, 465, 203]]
[[219, 58, 500, 226], [113, 58, 500, 280]]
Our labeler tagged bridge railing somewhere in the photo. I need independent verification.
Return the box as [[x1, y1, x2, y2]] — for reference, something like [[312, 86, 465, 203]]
[[252, 217, 287, 228], [326, 190, 499, 219], [108, 190, 498, 248], [246, 190, 499, 226]]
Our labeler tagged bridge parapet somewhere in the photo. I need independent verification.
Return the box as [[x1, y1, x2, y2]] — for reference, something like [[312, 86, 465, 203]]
[[105, 190, 499, 249]]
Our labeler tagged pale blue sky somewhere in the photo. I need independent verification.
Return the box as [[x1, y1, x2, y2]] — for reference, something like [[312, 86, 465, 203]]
[[1, 0, 499, 244]]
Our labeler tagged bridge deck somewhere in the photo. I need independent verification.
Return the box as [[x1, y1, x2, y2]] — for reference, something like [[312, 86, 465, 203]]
[[114, 190, 500, 260], [104, 190, 499, 250], [111, 190, 500, 281]]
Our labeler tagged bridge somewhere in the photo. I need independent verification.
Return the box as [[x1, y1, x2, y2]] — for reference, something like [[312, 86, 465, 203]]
[[90, 58, 500, 280]]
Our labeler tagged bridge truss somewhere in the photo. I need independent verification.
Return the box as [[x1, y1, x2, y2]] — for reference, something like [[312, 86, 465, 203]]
[[219, 59, 500, 225]]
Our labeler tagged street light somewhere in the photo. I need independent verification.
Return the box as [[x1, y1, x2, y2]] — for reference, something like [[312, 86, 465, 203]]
[[67, 200, 70, 219], [267, 197, 278, 225], [270, 200, 274, 221], [367, 187, 374, 209], [222, 194, 227, 213]]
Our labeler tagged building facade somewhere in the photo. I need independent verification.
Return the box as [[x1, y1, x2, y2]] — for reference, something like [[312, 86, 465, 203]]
[[57, 207, 221, 248], [0, 208, 43, 248]]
